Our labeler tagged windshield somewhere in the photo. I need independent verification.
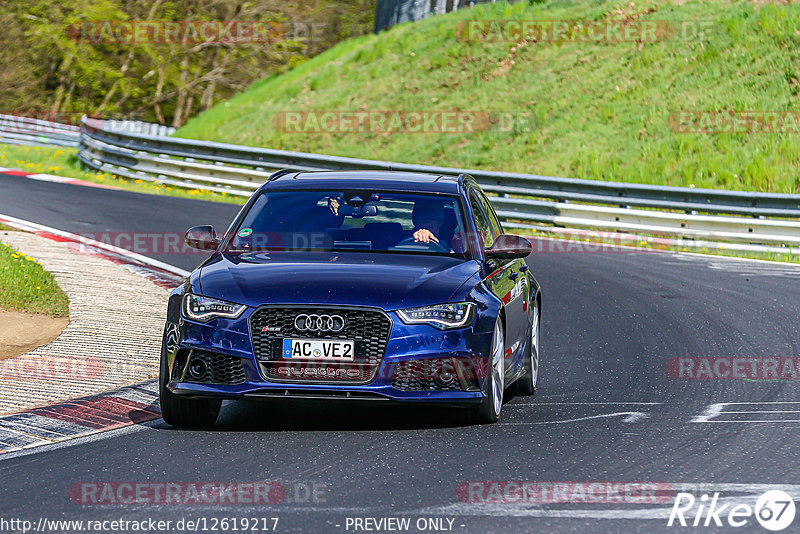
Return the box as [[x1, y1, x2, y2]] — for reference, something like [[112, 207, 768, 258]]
[[228, 190, 469, 256]]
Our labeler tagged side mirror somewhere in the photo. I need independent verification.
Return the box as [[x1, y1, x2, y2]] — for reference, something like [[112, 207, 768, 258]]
[[485, 234, 532, 260], [185, 225, 220, 251]]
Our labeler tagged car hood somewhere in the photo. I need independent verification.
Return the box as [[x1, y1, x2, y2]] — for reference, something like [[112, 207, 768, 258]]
[[197, 251, 481, 310]]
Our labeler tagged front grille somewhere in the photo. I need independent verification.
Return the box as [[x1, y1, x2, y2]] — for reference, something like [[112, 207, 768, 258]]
[[185, 350, 246, 385], [250, 307, 392, 384], [392, 358, 462, 391]]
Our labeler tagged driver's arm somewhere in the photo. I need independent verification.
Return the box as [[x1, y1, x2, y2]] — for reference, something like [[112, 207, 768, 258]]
[[413, 228, 439, 244], [328, 196, 340, 216]]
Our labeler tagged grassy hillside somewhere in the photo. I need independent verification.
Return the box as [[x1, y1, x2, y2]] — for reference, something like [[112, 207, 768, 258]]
[[178, 0, 800, 193]]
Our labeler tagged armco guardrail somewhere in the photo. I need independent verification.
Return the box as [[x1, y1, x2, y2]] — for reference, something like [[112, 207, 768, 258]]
[[0, 113, 80, 147], [76, 116, 800, 248], [0, 115, 176, 148]]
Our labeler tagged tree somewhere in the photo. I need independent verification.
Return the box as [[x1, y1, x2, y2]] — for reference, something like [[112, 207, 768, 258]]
[[0, 0, 375, 126]]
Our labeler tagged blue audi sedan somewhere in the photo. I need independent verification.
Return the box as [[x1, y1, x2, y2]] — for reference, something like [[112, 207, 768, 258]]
[[160, 170, 541, 426]]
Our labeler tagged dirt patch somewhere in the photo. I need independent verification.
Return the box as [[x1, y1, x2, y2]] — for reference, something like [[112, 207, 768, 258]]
[[0, 310, 68, 359]]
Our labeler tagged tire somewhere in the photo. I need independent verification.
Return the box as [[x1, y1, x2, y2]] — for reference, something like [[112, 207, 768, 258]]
[[159, 337, 221, 428], [473, 318, 505, 424], [512, 302, 540, 396]]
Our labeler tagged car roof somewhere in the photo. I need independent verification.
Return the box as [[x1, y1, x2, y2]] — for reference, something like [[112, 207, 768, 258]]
[[262, 170, 463, 194]]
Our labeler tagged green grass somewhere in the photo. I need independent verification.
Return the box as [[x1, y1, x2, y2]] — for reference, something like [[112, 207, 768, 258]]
[[0, 144, 245, 204], [0, 240, 69, 317], [178, 0, 800, 193]]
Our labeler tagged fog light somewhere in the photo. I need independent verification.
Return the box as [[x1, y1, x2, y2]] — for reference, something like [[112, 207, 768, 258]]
[[433, 360, 458, 389], [188, 358, 208, 380]]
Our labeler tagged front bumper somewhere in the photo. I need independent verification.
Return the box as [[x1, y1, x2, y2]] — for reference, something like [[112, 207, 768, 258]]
[[168, 382, 484, 404], [164, 305, 496, 404]]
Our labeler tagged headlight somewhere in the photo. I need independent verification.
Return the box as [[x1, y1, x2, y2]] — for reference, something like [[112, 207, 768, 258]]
[[182, 294, 246, 322], [396, 302, 476, 330]]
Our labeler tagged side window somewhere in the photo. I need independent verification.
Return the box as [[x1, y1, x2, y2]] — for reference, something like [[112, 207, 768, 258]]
[[478, 191, 503, 239], [469, 190, 495, 249]]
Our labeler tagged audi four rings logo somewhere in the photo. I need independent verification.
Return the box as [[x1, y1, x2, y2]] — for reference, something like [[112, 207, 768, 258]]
[[294, 314, 346, 332]]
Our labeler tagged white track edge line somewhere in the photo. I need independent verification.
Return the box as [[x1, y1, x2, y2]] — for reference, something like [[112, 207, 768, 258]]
[[0, 212, 190, 277]]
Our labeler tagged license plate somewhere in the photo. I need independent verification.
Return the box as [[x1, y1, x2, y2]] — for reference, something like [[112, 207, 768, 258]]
[[282, 339, 355, 361]]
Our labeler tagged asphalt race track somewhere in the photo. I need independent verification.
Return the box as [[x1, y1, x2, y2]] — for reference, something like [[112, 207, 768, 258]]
[[2, 171, 800, 533]]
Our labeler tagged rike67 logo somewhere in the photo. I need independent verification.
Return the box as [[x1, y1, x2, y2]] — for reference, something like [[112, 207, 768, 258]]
[[668, 490, 796, 531]]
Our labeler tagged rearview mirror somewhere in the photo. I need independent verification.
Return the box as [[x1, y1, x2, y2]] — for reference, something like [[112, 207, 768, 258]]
[[485, 234, 532, 260], [185, 225, 220, 251], [351, 204, 378, 218]]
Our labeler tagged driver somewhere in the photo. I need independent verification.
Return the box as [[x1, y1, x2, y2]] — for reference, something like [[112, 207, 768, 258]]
[[412, 201, 447, 246]]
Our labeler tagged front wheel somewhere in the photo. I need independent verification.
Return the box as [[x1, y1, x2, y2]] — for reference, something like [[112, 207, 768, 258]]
[[473, 318, 505, 424], [159, 338, 221, 428]]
